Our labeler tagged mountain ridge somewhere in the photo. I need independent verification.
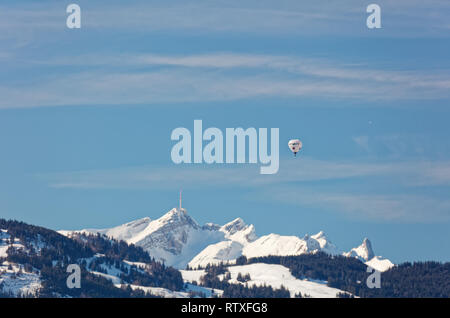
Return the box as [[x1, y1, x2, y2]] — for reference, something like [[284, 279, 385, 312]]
[[59, 207, 394, 272]]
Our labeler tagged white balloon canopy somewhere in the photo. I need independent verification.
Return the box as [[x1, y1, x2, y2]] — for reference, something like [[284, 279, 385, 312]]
[[288, 139, 302, 156]]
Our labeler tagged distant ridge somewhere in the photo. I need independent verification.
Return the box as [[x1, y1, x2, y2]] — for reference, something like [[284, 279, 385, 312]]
[[60, 207, 394, 271]]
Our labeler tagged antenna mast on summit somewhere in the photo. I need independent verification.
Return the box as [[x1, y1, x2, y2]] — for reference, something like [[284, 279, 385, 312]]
[[179, 189, 182, 212]]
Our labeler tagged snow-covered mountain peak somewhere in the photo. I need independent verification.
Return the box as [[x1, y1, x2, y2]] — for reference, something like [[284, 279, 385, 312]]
[[309, 231, 339, 255], [156, 208, 199, 229], [303, 234, 321, 251], [341, 238, 394, 272], [219, 218, 257, 245], [359, 238, 375, 261], [108, 216, 152, 240], [186, 218, 257, 268], [242, 234, 309, 259], [227, 224, 257, 245], [221, 218, 246, 235], [344, 238, 375, 262], [126, 207, 201, 247]]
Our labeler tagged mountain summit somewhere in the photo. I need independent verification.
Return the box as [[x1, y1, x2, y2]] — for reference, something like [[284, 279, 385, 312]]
[[343, 238, 394, 272], [344, 238, 375, 261]]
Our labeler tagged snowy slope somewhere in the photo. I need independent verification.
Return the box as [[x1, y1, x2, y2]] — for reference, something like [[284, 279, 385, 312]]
[[114, 283, 222, 298], [187, 218, 257, 268], [0, 262, 41, 297], [366, 256, 395, 272], [190, 231, 340, 268], [90, 217, 152, 242], [243, 234, 318, 259], [180, 269, 206, 284], [219, 263, 348, 298], [0, 230, 42, 297], [180, 264, 348, 298], [188, 240, 243, 268], [0, 229, 26, 258], [188, 217, 342, 268]]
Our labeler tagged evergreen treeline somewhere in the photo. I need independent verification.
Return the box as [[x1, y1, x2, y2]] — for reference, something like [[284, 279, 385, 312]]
[[357, 261, 450, 298], [72, 233, 184, 291], [0, 219, 93, 262], [222, 284, 291, 298], [71, 233, 152, 263], [238, 253, 450, 297], [39, 265, 158, 298], [243, 253, 367, 288]]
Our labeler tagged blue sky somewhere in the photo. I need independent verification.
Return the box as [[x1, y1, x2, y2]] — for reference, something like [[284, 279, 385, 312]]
[[1, 0, 450, 263]]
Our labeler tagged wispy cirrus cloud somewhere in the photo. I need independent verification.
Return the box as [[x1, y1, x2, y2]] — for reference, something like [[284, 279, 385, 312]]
[[1, 53, 450, 109], [42, 158, 450, 189], [1, 0, 449, 109], [39, 157, 450, 223], [1, 0, 450, 37], [266, 187, 450, 223], [352, 133, 450, 160], [27, 52, 450, 87]]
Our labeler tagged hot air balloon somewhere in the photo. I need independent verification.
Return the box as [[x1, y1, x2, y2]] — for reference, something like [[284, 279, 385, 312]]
[[288, 139, 302, 157]]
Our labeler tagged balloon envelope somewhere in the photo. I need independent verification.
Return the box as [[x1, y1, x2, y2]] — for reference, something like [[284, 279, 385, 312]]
[[288, 139, 302, 154]]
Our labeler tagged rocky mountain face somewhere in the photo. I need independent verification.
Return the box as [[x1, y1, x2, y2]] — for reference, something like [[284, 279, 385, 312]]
[[343, 238, 375, 261], [342, 237, 394, 272]]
